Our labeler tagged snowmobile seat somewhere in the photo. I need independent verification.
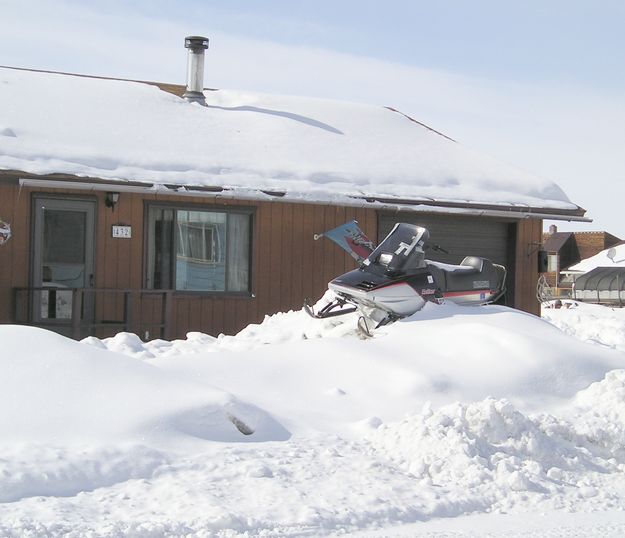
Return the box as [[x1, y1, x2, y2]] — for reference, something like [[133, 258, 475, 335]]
[[442, 257, 500, 292], [459, 256, 484, 274]]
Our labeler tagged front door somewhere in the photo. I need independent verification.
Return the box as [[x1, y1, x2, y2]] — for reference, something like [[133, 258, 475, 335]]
[[32, 196, 96, 335]]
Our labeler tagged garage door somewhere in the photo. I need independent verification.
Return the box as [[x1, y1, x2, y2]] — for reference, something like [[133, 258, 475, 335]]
[[378, 213, 513, 269]]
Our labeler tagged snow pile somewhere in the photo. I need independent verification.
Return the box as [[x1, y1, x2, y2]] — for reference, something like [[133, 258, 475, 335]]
[[543, 300, 625, 353], [568, 369, 625, 456], [82, 295, 359, 358], [0, 67, 576, 210], [87, 302, 621, 415], [367, 396, 625, 516], [2, 302, 625, 535], [0, 325, 287, 444]]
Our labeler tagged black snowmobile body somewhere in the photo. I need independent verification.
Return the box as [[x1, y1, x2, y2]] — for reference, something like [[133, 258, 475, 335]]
[[306, 222, 506, 327]]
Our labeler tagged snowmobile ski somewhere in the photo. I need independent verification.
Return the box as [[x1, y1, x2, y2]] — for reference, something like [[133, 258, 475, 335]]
[[303, 298, 357, 319]]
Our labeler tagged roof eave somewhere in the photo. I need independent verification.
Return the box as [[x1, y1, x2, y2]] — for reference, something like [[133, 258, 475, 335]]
[[3, 170, 588, 222]]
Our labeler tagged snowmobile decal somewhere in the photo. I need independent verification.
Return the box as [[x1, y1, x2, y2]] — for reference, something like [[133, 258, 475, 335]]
[[306, 222, 507, 331]]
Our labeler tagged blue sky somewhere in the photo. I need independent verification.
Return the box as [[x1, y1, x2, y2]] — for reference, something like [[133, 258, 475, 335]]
[[2, 0, 624, 237], [104, 0, 625, 89]]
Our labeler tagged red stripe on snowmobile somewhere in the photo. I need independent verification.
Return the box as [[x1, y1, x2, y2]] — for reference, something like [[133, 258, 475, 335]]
[[443, 290, 497, 297]]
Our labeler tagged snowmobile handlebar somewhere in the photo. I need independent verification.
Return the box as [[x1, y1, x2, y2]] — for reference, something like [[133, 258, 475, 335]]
[[425, 242, 449, 254]]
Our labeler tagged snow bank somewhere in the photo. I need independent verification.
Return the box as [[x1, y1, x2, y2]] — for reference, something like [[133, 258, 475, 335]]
[[2, 302, 625, 536], [0, 67, 576, 210], [82, 299, 359, 358], [368, 395, 625, 516], [543, 301, 625, 353], [87, 302, 622, 424], [0, 325, 287, 444]]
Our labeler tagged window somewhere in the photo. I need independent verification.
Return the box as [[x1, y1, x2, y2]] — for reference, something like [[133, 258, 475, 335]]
[[147, 205, 252, 293], [547, 254, 558, 273]]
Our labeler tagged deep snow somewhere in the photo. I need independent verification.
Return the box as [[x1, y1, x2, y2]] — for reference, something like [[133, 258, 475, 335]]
[[0, 67, 576, 211], [1, 300, 625, 536]]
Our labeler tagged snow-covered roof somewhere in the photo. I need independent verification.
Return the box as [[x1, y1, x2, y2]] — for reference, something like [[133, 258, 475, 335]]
[[567, 243, 625, 273], [0, 67, 583, 216]]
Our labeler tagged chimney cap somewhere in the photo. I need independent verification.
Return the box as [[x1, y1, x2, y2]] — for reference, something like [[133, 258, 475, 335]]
[[185, 36, 209, 51]]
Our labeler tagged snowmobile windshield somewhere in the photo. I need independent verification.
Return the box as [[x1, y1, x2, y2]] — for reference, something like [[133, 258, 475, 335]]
[[364, 223, 430, 275]]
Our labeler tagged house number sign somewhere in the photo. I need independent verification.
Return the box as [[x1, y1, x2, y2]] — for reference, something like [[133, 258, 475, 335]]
[[112, 225, 132, 238]]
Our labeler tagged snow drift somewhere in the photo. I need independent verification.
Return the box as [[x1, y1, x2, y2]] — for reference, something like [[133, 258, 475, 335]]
[[0, 324, 288, 444], [2, 302, 625, 536]]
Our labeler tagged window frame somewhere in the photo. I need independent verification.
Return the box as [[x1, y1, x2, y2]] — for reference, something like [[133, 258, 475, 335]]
[[144, 201, 255, 297], [547, 253, 558, 273]]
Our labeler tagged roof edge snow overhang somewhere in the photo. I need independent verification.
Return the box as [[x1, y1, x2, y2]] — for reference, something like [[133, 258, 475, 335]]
[[6, 171, 590, 222]]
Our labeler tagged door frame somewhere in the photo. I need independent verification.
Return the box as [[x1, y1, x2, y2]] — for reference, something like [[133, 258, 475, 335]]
[[30, 193, 98, 328]]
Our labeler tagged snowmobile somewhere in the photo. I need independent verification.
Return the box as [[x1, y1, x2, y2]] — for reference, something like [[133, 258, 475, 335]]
[[304, 221, 506, 333]]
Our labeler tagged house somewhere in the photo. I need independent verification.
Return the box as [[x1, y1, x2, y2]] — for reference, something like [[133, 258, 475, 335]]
[[0, 37, 588, 339], [542, 225, 621, 289]]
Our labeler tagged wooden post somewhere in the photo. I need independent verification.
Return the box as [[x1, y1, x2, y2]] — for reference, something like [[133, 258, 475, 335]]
[[12, 288, 18, 323], [71, 289, 83, 340]]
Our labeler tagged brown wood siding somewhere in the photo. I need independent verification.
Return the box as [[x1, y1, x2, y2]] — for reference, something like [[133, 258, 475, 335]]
[[0, 182, 377, 338], [514, 218, 542, 316], [0, 179, 542, 337]]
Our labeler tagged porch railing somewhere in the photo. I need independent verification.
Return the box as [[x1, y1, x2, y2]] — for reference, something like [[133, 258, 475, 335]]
[[12, 287, 174, 340]]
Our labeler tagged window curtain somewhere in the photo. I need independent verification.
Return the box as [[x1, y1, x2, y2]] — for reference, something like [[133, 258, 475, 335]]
[[227, 213, 250, 292]]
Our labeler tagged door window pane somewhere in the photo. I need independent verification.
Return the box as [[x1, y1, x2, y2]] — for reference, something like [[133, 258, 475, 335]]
[[43, 209, 86, 268]]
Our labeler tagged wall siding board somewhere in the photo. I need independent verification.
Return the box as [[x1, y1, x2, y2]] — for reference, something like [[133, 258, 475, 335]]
[[223, 298, 236, 335], [514, 219, 542, 315], [246, 208, 260, 325], [343, 206, 357, 274], [200, 295, 213, 337], [129, 194, 143, 289], [269, 202, 283, 315], [312, 206, 326, 303], [301, 204, 315, 304], [255, 204, 271, 325], [326, 206, 340, 287], [212, 297, 225, 336], [281, 202, 294, 311], [188, 297, 202, 332], [290, 203, 304, 310]]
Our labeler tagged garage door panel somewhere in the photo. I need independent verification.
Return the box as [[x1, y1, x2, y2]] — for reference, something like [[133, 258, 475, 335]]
[[378, 213, 511, 267]]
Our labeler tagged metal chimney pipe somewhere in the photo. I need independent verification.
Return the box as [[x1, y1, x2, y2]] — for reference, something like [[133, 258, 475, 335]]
[[183, 36, 209, 105]]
